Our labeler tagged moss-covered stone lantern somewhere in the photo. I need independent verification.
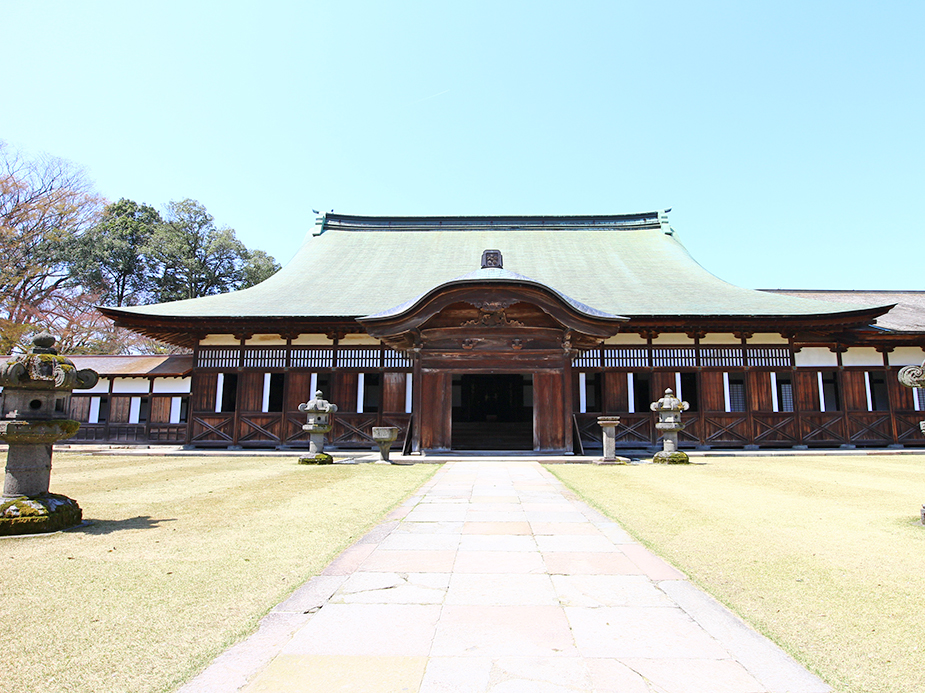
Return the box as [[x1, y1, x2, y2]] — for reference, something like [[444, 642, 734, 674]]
[[0, 333, 99, 535], [650, 388, 690, 464], [297, 390, 338, 464]]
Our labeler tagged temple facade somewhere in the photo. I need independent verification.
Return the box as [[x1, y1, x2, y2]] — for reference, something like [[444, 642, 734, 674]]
[[82, 211, 925, 453]]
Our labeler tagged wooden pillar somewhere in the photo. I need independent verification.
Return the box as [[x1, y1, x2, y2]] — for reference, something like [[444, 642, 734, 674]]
[[790, 338, 804, 446], [563, 359, 574, 453], [740, 333, 755, 447], [881, 348, 899, 444], [231, 336, 246, 448], [420, 369, 451, 451], [411, 355, 422, 453]]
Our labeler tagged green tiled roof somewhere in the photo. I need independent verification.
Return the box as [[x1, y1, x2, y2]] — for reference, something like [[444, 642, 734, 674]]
[[109, 212, 886, 320]]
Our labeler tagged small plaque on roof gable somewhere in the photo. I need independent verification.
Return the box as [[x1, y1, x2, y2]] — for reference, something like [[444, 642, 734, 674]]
[[481, 249, 503, 269]]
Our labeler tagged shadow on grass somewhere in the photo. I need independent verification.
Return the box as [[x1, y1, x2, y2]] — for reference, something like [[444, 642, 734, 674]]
[[75, 516, 177, 534]]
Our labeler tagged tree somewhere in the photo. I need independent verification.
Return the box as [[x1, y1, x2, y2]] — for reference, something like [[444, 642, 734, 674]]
[[241, 249, 281, 289], [69, 198, 162, 307], [0, 142, 104, 353], [0, 144, 280, 353], [144, 199, 278, 303]]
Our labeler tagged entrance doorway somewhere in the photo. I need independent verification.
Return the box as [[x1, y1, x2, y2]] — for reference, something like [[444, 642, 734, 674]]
[[451, 374, 534, 450]]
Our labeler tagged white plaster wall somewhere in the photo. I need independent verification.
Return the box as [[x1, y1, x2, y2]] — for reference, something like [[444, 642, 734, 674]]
[[794, 347, 838, 368], [700, 334, 741, 345], [200, 334, 240, 346], [245, 334, 287, 346], [261, 373, 271, 412], [750, 333, 789, 344], [169, 397, 182, 424], [82, 378, 111, 395], [841, 348, 884, 367], [651, 334, 695, 345], [88, 397, 101, 424], [578, 372, 587, 413], [112, 378, 151, 394], [215, 373, 225, 413], [292, 334, 333, 345], [341, 334, 380, 345], [153, 377, 192, 394], [129, 397, 141, 424], [603, 333, 647, 345], [889, 347, 925, 366]]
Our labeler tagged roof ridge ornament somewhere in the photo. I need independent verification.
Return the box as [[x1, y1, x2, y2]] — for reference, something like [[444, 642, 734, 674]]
[[481, 249, 503, 269], [659, 209, 674, 236]]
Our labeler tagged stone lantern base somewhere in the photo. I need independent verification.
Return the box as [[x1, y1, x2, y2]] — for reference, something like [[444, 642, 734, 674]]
[[0, 493, 82, 535], [298, 453, 335, 465], [653, 450, 690, 464]]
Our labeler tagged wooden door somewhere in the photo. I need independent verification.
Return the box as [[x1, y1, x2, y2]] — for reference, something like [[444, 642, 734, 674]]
[[748, 371, 774, 412], [603, 372, 629, 413], [420, 370, 451, 451], [534, 370, 570, 452], [382, 373, 408, 413], [700, 371, 726, 411]]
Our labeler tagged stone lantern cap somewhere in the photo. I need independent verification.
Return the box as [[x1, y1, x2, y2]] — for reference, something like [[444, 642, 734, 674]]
[[0, 333, 99, 421], [650, 388, 689, 413], [299, 390, 338, 437], [650, 388, 689, 430], [298, 390, 339, 415]]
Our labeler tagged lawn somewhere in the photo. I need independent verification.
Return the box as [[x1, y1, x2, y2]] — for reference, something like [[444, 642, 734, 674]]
[[1, 452, 435, 693], [547, 455, 925, 693]]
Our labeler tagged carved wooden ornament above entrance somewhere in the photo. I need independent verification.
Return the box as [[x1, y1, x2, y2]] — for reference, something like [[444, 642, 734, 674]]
[[358, 254, 627, 360]]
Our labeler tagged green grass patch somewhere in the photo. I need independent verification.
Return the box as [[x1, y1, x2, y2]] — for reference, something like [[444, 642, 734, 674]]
[[2, 453, 435, 693], [546, 455, 925, 693]]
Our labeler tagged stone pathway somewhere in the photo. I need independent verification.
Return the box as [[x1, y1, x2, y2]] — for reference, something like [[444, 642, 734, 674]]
[[180, 460, 831, 693]]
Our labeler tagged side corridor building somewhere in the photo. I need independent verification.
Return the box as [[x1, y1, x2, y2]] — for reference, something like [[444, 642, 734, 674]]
[[77, 211, 925, 453]]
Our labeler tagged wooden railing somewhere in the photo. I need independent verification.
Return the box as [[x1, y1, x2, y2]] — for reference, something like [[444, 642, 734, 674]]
[[68, 409, 924, 449], [573, 413, 654, 449], [573, 410, 925, 450], [70, 422, 187, 444]]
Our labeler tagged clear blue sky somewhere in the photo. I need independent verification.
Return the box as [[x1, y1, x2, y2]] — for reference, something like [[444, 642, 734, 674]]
[[3, 1, 922, 290]]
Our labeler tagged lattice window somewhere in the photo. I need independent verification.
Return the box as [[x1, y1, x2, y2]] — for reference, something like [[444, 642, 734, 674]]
[[383, 348, 412, 368], [778, 381, 794, 412], [337, 348, 381, 369], [728, 377, 747, 412], [701, 347, 744, 368], [915, 388, 925, 412], [197, 348, 239, 369], [651, 347, 696, 368], [242, 348, 287, 369], [748, 347, 792, 367], [572, 348, 600, 368], [602, 347, 648, 368], [290, 348, 334, 369]]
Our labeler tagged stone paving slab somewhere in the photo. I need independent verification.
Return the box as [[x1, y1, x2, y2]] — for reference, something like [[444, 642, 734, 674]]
[[178, 460, 832, 693]]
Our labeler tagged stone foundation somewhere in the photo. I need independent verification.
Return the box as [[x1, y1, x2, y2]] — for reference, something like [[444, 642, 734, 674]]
[[0, 493, 82, 535], [653, 450, 690, 465], [298, 453, 334, 465]]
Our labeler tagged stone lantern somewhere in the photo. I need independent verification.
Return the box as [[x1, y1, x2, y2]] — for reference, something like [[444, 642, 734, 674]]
[[650, 388, 690, 464], [0, 333, 99, 535], [297, 390, 338, 464], [596, 416, 625, 463], [371, 426, 401, 464]]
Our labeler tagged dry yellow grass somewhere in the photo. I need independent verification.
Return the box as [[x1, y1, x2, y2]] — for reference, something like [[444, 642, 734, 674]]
[[2, 452, 435, 693], [547, 455, 925, 693]]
